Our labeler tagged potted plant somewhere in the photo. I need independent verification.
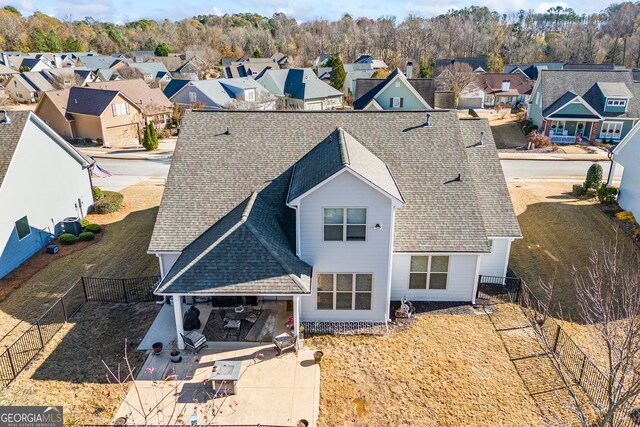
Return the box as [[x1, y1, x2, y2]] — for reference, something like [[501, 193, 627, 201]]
[[314, 350, 324, 364], [152, 342, 163, 355], [170, 342, 182, 363], [299, 325, 305, 340]]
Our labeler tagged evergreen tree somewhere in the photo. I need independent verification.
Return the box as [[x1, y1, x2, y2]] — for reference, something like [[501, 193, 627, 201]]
[[584, 163, 603, 189], [329, 56, 346, 90], [149, 121, 159, 146], [252, 48, 262, 58], [142, 123, 158, 151], [154, 42, 170, 56]]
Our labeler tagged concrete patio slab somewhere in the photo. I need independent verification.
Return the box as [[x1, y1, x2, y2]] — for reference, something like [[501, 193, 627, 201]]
[[115, 342, 319, 426]]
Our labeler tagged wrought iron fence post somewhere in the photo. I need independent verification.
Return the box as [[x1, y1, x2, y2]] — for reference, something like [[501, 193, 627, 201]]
[[36, 321, 44, 348], [578, 356, 587, 385], [552, 323, 561, 353], [6, 348, 16, 379], [122, 279, 128, 303], [60, 298, 67, 322], [81, 277, 88, 301], [515, 280, 521, 304]]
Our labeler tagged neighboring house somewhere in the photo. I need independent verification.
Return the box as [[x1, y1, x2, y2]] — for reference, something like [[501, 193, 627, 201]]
[[257, 68, 343, 110], [10, 56, 52, 72], [0, 110, 94, 279], [504, 62, 564, 80], [163, 79, 192, 99], [0, 63, 18, 80], [131, 51, 156, 63], [318, 63, 376, 94], [35, 86, 143, 147], [271, 52, 289, 67], [312, 53, 338, 68], [458, 73, 533, 109], [354, 54, 388, 69], [609, 123, 640, 221], [76, 55, 128, 71], [127, 62, 172, 84], [435, 57, 487, 75], [87, 79, 173, 125], [148, 110, 520, 349], [95, 68, 122, 82], [4, 72, 55, 102], [222, 58, 279, 79], [167, 78, 275, 110], [528, 70, 640, 144], [354, 68, 455, 110]]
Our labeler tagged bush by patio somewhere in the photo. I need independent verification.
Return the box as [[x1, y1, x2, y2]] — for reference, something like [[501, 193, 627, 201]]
[[59, 233, 77, 245], [597, 186, 619, 204], [84, 223, 102, 234], [94, 191, 124, 214], [93, 186, 104, 200], [584, 163, 603, 190], [616, 211, 636, 223], [78, 231, 95, 242]]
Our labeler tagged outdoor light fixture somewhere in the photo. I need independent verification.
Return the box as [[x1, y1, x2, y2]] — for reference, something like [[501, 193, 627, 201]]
[[374, 223, 382, 230]]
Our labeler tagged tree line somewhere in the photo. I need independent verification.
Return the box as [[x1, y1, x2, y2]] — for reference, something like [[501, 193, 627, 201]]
[[2, 3, 640, 73]]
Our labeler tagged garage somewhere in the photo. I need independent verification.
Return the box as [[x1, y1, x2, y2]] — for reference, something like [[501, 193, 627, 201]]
[[104, 123, 140, 148], [306, 101, 323, 110], [458, 97, 483, 110]]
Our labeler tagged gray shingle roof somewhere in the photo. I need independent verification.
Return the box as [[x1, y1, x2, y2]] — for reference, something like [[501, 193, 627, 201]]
[[436, 57, 487, 72], [287, 127, 403, 203], [66, 87, 120, 116], [258, 69, 342, 100], [460, 119, 522, 238], [150, 110, 520, 255], [354, 69, 440, 109], [540, 70, 640, 118], [597, 82, 634, 98], [0, 111, 30, 188], [156, 192, 311, 295]]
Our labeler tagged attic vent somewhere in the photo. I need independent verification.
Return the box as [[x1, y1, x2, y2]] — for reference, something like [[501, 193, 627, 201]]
[[478, 131, 485, 147], [0, 110, 10, 125], [224, 127, 231, 135], [423, 113, 432, 128]]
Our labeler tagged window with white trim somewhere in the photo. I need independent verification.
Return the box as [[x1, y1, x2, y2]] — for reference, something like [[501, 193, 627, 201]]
[[550, 120, 566, 134], [316, 273, 372, 310], [112, 103, 129, 116], [600, 121, 623, 139], [409, 256, 450, 290], [15, 216, 30, 240], [244, 89, 256, 102], [323, 208, 366, 241], [606, 99, 627, 107], [188, 91, 197, 102], [390, 97, 403, 108]]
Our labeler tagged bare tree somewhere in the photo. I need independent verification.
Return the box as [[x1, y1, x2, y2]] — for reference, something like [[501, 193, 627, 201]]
[[539, 239, 640, 426], [437, 62, 477, 108]]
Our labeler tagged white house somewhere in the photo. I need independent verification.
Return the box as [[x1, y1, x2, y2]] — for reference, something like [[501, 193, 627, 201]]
[[608, 122, 640, 221], [148, 110, 521, 349], [0, 111, 94, 279]]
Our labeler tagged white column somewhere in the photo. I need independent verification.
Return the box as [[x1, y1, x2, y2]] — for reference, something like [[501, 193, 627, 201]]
[[293, 296, 301, 348], [173, 295, 185, 350]]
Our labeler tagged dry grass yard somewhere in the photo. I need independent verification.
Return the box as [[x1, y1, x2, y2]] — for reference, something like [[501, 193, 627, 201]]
[[0, 182, 163, 349], [310, 311, 545, 427], [0, 301, 160, 426], [508, 182, 640, 321], [485, 112, 527, 149]]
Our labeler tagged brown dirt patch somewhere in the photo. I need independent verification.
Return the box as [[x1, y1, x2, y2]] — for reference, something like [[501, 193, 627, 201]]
[[0, 182, 164, 349], [0, 301, 160, 426], [310, 313, 544, 426]]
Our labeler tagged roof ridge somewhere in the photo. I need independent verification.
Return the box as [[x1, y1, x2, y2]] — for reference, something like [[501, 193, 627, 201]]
[[336, 127, 350, 165]]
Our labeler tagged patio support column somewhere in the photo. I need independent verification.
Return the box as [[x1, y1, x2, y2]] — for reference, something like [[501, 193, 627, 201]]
[[293, 296, 301, 346], [173, 295, 185, 350]]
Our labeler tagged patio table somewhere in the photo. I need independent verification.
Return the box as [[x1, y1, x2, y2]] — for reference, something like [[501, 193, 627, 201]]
[[210, 360, 243, 396]]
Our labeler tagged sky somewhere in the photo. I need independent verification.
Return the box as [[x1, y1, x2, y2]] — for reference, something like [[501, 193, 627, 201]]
[[3, 0, 611, 23]]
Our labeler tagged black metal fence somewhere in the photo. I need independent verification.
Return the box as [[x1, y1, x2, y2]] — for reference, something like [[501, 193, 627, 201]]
[[0, 275, 159, 387], [478, 275, 634, 424]]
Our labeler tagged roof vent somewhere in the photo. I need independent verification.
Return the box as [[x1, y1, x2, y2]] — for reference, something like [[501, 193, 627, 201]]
[[224, 127, 230, 136], [423, 113, 432, 127], [0, 110, 10, 125], [478, 131, 485, 147]]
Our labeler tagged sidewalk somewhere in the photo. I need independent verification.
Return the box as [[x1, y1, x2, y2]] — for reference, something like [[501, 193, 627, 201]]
[[499, 149, 610, 161], [77, 139, 175, 160]]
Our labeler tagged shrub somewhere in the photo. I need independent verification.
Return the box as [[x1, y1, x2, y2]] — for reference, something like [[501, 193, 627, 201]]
[[584, 163, 603, 190], [572, 184, 586, 196], [78, 231, 95, 241], [96, 138, 103, 145], [93, 186, 104, 200], [523, 124, 538, 135], [59, 233, 77, 245], [616, 211, 636, 223], [94, 191, 124, 214], [84, 223, 102, 234], [142, 122, 159, 151], [596, 185, 619, 204], [158, 128, 170, 139], [526, 133, 551, 148], [80, 218, 90, 228]]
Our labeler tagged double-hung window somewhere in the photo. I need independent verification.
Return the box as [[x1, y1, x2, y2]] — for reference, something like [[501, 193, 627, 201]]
[[112, 103, 129, 116], [606, 99, 627, 107], [323, 208, 366, 241], [600, 121, 623, 139], [15, 216, 30, 240], [390, 97, 403, 108], [409, 256, 450, 290], [316, 273, 372, 310], [245, 89, 256, 102]]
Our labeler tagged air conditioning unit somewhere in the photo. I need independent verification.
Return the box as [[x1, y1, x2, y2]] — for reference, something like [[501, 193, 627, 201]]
[[62, 217, 82, 236]]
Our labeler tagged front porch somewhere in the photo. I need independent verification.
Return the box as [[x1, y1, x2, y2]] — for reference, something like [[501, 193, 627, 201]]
[[545, 119, 597, 144]]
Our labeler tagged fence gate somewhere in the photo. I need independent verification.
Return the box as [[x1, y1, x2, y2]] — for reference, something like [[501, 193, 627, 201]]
[[476, 275, 522, 303]]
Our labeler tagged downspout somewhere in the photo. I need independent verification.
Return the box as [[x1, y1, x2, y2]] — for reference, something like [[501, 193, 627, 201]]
[[606, 148, 616, 187]]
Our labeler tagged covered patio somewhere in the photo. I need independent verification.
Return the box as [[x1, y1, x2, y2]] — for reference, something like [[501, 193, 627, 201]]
[[547, 119, 596, 144]]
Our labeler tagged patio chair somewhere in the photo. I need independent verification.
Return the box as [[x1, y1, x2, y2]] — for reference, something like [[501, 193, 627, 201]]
[[180, 331, 207, 353], [273, 332, 297, 356]]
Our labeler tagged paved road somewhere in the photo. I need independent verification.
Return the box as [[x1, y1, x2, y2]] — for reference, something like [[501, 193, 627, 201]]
[[92, 158, 171, 191], [91, 157, 622, 191], [501, 159, 621, 181]]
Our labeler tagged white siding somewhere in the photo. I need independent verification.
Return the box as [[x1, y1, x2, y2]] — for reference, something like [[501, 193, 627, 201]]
[[297, 171, 393, 322], [617, 139, 640, 221], [0, 117, 93, 275], [157, 252, 181, 278], [478, 238, 511, 277], [390, 253, 480, 301]]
